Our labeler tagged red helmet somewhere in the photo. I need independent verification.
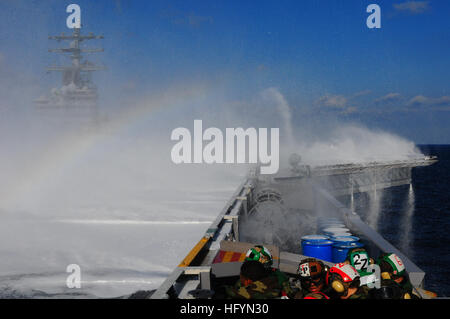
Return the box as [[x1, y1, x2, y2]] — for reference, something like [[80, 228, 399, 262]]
[[326, 263, 360, 295]]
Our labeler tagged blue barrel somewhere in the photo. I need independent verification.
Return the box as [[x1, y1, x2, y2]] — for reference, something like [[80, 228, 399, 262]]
[[322, 227, 351, 237], [325, 232, 352, 238], [322, 227, 350, 233], [330, 236, 360, 245], [302, 238, 334, 262], [301, 235, 330, 242], [332, 242, 364, 263], [319, 223, 346, 230]]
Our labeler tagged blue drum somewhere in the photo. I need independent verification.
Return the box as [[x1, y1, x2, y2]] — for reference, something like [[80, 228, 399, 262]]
[[319, 222, 345, 227], [322, 227, 350, 233], [319, 223, 346, 231], [301, 236, 334, 262], [332, 242, 364, 263], [301, 235, 330, 242], [322, 227, 352, 237], [330, 236, 360, 245]]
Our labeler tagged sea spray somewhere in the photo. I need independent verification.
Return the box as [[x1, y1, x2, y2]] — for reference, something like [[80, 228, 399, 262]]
[[400, 184, 415, 257], [262, 87, 296, 151]]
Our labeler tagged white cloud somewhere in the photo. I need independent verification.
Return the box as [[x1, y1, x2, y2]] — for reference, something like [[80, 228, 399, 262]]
[[375, 92, 402, 104], [317, 94, 348, 108], [407, 95, 450, 107], [393, 1, 430, 14], [434, 96, 450, 106], [408, 95, 429, 106]]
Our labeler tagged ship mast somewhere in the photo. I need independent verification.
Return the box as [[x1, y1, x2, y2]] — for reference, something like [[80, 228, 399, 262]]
[[47, 27, 105, 95]]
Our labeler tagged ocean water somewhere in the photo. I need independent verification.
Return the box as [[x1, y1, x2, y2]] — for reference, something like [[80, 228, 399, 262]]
[[353, 145, 450, 297]]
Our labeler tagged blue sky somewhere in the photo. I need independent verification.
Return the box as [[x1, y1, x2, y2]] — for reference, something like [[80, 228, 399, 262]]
[[0, 0, 449, 143]]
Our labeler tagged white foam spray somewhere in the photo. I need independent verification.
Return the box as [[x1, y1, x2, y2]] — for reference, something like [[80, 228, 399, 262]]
[[399, 184, 416, 257], [262, 87, 296, 150]]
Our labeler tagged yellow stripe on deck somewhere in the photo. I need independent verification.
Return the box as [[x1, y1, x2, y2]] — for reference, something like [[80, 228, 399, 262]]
[[178, 236, 210, 267], [222, 251, 234, 263]]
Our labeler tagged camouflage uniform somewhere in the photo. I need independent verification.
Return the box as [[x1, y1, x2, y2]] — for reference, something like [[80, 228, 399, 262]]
[[293, 288, 309, 299], [303, 292, 329, 299], [390, 278, 419, 299], [347, 285, 370, 299], [225, 275, 282, 299], [295, 286, 333, 299], [269, 268, 295, 298]]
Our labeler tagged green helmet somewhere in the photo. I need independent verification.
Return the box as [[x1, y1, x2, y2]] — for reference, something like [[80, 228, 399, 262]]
[[377, 253, 406, 278], [347, 248, 370, 274], [245, 245, 273, 267]]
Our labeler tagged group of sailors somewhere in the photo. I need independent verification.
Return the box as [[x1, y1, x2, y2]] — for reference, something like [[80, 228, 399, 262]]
[[221, 245, 422, 299]]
